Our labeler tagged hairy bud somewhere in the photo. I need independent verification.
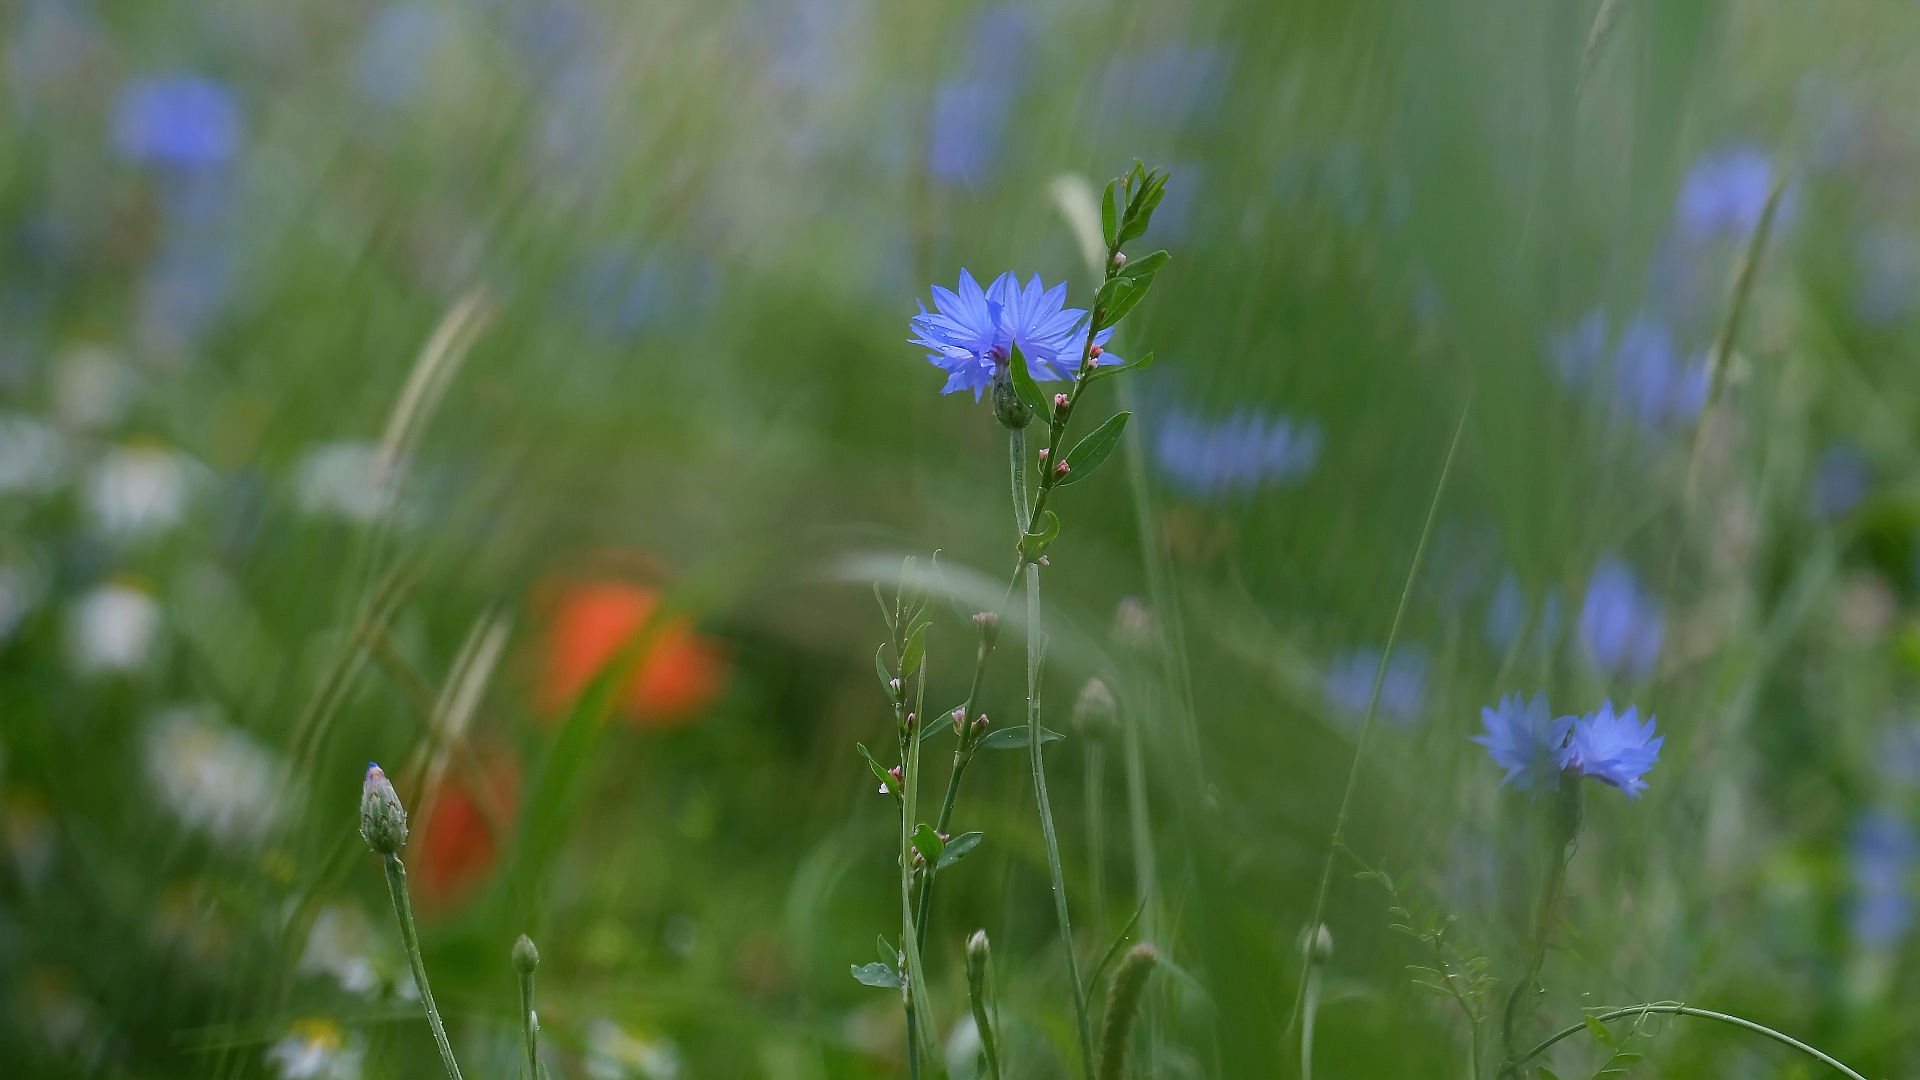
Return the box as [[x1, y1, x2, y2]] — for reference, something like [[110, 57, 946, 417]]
[[1111, 251, 1127, 269], [972, 611, 1000, 647], [1097, 944, 1159, 1080], [1071, 677, 1118, 735], [990, 363, 1033, 430], [513, 933, 541, 974], [359, 763, 408, 855]]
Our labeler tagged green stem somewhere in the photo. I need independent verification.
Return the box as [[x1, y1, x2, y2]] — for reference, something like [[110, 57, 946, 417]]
[[518, 968, 538, 1080], [1285, 397, 1471, 1055], [381, 854, 465, 1080], [1010, 427, 1094, 1080], [1500, 1004, 1868, 1080]]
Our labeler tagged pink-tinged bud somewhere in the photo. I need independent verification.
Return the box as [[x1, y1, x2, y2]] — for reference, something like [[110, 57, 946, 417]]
[[1054, 393, 1070, 411], [1090, 343, 1104, 358], [972, 714, 990, 734], [1037, 448, 1049, 462], [937, 831, 950, 843], [1054, 461, 1071, 477], [888, 765, 904, 782], [951, 707, 967, 734], [1111, 251, 1127, 269], [359, 763, 408, 855], [888, 678, 901, 697], [905, 712, 916, 730], [1038, 555, 1050, 566], [973, 610, 1000, 646]]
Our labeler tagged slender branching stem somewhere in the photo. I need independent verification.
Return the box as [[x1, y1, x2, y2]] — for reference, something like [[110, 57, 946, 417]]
[[1029, 558, 1094, 1079], [1501, 1004, 1868, 1080], [1284, 398, 1471, 1055], [381, 854, 465, 1080]]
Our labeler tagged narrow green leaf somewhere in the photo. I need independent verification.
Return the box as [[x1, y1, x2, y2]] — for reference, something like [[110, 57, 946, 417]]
[[901, 622, 928, 677], [912, 823, 944, 864], [919, 703, 965, 743], [935, 830, 983, 870], [1008, 342, 1052, 422], [1098, 274, 1153, 328], [1537, 1069, 1562, 1080], [1019, 510, 1060, 557], [1056, 412, 1130, 487], [856, 742, 893, 789], [878, 935, 899, 964], [1100, 179, 1118, 248], [851, 962, 902, 989], [1582, 1014, 1619, 1048], [875, 643, 893, 695], [1118, 250, 1169, 280], [873, 582, 893, 630], [1086, 896, 1149, 991], [979, 726, 1065, 750]]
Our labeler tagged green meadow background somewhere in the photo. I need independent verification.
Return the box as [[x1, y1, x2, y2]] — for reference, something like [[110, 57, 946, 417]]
[[5, 0, 1920, 1076]]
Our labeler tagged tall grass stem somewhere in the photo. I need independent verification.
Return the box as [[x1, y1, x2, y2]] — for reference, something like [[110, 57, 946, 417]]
[[380, 854, 465, 1080]]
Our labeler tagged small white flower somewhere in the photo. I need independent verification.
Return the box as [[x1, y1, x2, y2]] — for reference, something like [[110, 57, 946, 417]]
[[296, 441, 397, 523], [68, 583, 162, 673], [298, 904, 386, 998], [585, 1018, 680, 1080], [267, 1019, 364, 1080], [0, 414, 68, 494], [53, 346, 140, 431], [145, 707, 284, 846], [84, 444, 192, 537]]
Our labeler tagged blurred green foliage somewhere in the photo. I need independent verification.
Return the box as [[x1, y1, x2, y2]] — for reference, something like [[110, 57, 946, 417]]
[[5, 0, 1920, 1077]]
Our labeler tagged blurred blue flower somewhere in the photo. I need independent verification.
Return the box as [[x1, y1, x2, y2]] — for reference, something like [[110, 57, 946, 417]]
[[926, 5, 1031, 185], [1325, 644, 1428, 725], [1470, 691, 1573, 791], [1579, 556, 1663, 680], [1549, 310, 1607, 388], [1563, 701, 1662, 799], [1855, 230, 1919, 326], [910, 271, 1115, 399], [1612, 314, 1709, 428], [1676, 144, 1776, 244], [112, 75, 241, 168], [1152, 406, 1320, 499], [1850, 810, 1915, 949], [1809, 443, 1872, 521], [354, 3, 451, 106]]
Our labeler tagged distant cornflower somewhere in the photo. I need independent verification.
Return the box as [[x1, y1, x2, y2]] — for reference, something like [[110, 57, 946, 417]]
[[112, 76, 241, 167], [1562, 701, 1663, 799], [1325, 645, 1428, 725], [1579, 556, 1663, 680], [910, 271, 1117, 399], [1470, 692, 1572, 792], [1676, 144, 1778, 244], [1151, 405, 1321, 498], [1850, 810, 1915, 949]]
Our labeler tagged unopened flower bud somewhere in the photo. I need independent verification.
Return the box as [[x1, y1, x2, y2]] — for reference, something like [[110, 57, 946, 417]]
[[1053, 393, 1070, 415], [972, 714, 990, 735], [905, 712, 916, 730], [1309, 923, 1334, 965], [1112, 251, 1127, 269], [1037, 555, 1050, 566], [513, 933, 541, 974], [1038, 448, 1049, 462], [1071, 677, 1117, 735], [1054, 461, 1070, 477], [1113, 597, 1158, 653], [888, 678, 901, 698], [1090, 343, 1103, 358], [973, 610, 1000, 646], [965, 931, 993, 1004], [951, 707, 967, 734], [990, 362, 1033, 430], [359, 763, 408, 855]]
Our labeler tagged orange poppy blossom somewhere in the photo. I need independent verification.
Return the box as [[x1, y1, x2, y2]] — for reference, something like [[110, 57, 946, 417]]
[[537, 578, 727, 728], [414, 755, 519, 911]]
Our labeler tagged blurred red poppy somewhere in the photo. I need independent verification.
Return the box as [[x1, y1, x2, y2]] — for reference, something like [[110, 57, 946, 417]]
[[416, 757, 518, 910], [538, 579, 727, 728]]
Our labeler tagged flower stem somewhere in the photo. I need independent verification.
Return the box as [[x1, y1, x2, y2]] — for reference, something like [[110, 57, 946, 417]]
[[518, 967, 538, 1080], [1009, 426, 1094, 1079], [1500, 1003, 1868, 1080], [1284, 396, 1471, 1057], [381, 854, 465, 1080]]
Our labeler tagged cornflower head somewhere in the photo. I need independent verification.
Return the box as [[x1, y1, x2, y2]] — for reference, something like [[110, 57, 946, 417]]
[[1562, 701, 1663, 799], [1469, 692, 1572, 792], [909, 270, 1119, 400]]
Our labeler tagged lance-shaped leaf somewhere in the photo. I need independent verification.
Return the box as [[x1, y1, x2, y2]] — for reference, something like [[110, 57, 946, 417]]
[[1019, 510, 1060, 558], [1008, 342, 1053, 422], [901, 622, 928, 677], [1101, 179, 1119, 248], [851, 962, 903, 989], [856, 742, 894, 790], [979, 726, 1065, 750], [1083, 351, 1155, 386], [1055, 412, 1130, 487], [912, 823, 945, 865], [935, 831, 984, 870], [1117, 249, 1169, 281]]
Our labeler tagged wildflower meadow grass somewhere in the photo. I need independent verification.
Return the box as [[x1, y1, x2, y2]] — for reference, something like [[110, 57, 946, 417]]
[[8, 2, 1920, 1078]]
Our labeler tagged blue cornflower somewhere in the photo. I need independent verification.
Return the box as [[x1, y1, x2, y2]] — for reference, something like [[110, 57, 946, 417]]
[[1325, 645, 1428, 725], [1470, 692, 1573, 791], [1579, 556, 1663, 680], [910, 271, 1117, 399], [112, 75, 241, 168], [1563, 701, 1662, 799], [1851, 810, 1916, 949], [1676, 144, 1777, 244], [1613, 315, 1709, 429], [1152, 405, 1321, 498]]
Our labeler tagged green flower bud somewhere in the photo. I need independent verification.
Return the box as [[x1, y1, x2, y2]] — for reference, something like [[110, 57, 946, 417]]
[[990, 363, 1033, 430], [359, 763, 408, 855], [513, 933, 541, 974], [1071, 677, 1118, 735]]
